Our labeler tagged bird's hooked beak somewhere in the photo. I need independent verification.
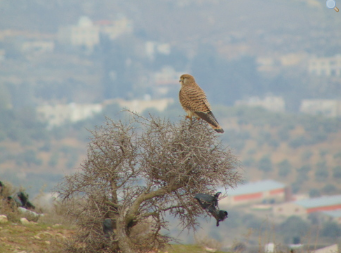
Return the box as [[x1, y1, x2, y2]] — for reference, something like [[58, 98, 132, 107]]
[[179, 79, 181, 83]]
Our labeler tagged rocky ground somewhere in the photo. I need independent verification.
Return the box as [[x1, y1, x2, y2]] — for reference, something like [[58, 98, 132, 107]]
[[0, 218, 74, 253], [0, 214, 227, 253]]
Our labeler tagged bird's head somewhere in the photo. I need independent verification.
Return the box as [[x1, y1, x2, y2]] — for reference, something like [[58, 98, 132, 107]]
[[179, 74, 195, 86]]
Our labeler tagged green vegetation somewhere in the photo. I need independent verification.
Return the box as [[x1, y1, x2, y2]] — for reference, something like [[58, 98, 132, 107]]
[[16, 150, 42, 167], [297, 165, 311, 179], [278, 159, 291, 177], [333, 152, 341, 160], [258, 155, 273, 173], [322, 184, 337, 194], [279, 216, 309, 244], [0, 171, 63, 196], [321, 222, 341, 239], [315, 168, 328, 182], [309, 188, 321, 198], [332, 166, 341, 178], [301, 150, 313, 160], [48, 152, 59, 168], [0, 107, 48, 144]]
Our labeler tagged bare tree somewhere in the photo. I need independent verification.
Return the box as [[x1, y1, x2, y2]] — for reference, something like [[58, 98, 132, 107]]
[[57, 112, 241, 253]]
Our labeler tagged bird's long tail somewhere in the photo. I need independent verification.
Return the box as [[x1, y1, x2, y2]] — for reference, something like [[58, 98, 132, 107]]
[[212, 126, 224, 133], [195, 111, 224, 133]]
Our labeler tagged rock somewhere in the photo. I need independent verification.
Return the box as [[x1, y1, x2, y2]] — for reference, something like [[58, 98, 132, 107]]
[[20, 218, 37, 225], [42, 231, 53, 237], [0, 215, 8, 223], [18, 207, 43, 221], [205, 247, 217, 252], [33, 235, 41, 240], [55, 233, 67, 240], [0, 236, 7, 241], [20, 218, 30, 225]]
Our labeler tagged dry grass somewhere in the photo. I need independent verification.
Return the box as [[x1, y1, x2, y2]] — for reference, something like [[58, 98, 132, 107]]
[[195, 235, 223, 252], [0, 184, 76, 253], [0, 222, 75, 253], [165, 244, 227, 253]]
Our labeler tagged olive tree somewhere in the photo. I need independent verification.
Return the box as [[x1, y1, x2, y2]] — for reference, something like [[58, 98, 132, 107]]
[[57, 113, 240, 253]]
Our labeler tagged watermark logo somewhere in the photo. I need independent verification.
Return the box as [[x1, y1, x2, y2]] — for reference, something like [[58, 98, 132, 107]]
[[326, 0, 339, 12]]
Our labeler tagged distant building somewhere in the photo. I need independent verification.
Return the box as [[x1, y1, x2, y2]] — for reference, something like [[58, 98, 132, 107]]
[[273, 195, 341, 218], [256, 57, 276, 72], [152, 66, 185, 95], [58, 16, 100, 49], [153, 66, 184, 86], [257, 53, 307, 72], [21, 40, 54, 54], [37, 103, 103, 128], [291, 194, 309, 202], [300, 99, 341, 117], [110, 98, 174, 114], [272, 202, 307, 218], [320, 209, 341, 224], [145, 41, 171, 59], [0, 30, 55, 41], [308, 55, 341, 76], [311, 244, 338, 253], [279, 53, 307, 67], [235, 95, 285, 112], [58, 16, 133, 50], [95, 16, 133, 40], [220, 180, 286, 207]]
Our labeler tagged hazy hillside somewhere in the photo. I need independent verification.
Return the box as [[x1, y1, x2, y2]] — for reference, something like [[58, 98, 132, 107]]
[[1, 106, 341, 250], [0, 0, 340, 56], [0, 0, 340, 251], [1, 105, 341, 199], [214, 106, 341, 195]]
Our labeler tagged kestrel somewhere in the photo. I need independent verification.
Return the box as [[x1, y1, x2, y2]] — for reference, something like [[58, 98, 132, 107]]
[[179, 74, 224, 133]]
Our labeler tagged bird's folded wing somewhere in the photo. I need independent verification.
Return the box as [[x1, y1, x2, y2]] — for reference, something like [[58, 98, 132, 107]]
[[195, 111, 220, 128]]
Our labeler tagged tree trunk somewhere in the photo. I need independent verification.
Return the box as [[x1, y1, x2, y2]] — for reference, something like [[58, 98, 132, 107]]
[[116, 216, 135, 253]]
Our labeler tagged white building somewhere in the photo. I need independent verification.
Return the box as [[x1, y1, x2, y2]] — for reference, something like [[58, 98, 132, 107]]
[[58, 16, 133, 50], [320, 209, 341, 224], [153, 66, 184, 86], [152, 66, 185, 95], [111, 98, 174, 114], [235, 95, 286, 112], [58, 16, 100, 49], [95, 17, 133, 40], [300, 99, 341, 117], [219, 180, 286, 207], [37, 103, 103, 128], [145, 41, 171, 59], [311, 244, 338, 253], [273, 195, 341, 218], [308, 55, 341, 76], [21, 41, 54, 54]]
